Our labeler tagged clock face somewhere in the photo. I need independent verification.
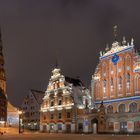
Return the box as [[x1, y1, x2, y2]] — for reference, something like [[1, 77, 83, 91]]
[[112, 53, 119, 65]]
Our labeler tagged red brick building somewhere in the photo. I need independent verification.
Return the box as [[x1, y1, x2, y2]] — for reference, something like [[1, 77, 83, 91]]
[[92, 36, 140, 133]]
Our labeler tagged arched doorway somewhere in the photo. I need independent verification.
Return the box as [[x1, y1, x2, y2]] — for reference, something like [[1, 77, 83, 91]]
[[91, 118, 98, 134]]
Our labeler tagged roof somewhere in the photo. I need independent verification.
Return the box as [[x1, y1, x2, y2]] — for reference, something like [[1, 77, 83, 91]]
[[65, 76, 84, 87], [7, 101, 18, 112], [100, 41, 134, 60], [30, 89, 45, 105]]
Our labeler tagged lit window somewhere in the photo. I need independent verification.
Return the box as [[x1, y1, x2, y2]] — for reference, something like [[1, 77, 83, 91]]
[[127, 73, 130, 83], [110, 78, 113, 86]]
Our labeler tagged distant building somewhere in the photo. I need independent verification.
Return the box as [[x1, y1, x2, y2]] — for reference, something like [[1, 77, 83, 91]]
[[40, 68, 92, 133], [92, 31, 140, 133], [21, 89, 45, 130], [7, 102, 19, 126], [0, 28, 7, 126]]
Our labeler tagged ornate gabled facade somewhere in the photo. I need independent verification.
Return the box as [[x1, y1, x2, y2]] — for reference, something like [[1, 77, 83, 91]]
[[92, 34, 140, 133], [40, 68, 92, 133]]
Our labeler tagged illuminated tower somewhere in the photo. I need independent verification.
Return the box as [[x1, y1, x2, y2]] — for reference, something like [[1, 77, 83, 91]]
[[0, 28, 7, 125], [0, 28, 6, 95]]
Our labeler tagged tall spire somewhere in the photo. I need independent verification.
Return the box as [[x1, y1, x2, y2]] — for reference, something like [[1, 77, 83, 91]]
[[0, 27, 3, 55], [113, 25, 118, 41], [0, 27, 6, 95]]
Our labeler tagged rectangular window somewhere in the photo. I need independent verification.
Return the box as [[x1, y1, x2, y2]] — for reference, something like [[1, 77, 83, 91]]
[[58, 112, 62, 119], [50, 113, 54, 119], [58, 100, 62, 105], [51, 101, 54, 107], [67, 112, 71, 118]]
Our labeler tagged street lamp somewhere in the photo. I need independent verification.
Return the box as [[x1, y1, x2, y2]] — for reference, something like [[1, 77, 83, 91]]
[[18, 109, 22, 134]]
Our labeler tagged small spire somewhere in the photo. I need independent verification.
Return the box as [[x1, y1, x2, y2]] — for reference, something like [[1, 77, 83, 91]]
[[131, 38, 134, 46], [105, 43, 109, 51], [127, 42, 130, 46], [100, 51, 102, 57], [122, 36, 126, 45], [113, 25, 118, 41], [0, 27, 3, 55]]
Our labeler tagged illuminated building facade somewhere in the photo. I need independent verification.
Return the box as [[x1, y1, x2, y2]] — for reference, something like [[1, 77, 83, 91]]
[[0, 29, 7, 126], [92, 35, 140, 133], [21, 89, 45, 130], [40, 68, 92, 133]]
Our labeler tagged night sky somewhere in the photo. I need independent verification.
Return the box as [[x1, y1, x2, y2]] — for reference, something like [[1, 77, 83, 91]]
[[0, 0, 140, 106]]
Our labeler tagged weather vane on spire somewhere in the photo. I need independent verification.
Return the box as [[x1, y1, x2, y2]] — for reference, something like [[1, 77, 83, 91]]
[[113, 25, 118, 41]]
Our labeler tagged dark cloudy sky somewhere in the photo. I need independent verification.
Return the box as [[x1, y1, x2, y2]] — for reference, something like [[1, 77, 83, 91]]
[[0, 0, 140, 106]]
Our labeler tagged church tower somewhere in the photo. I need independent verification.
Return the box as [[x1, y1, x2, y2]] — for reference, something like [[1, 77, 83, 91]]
[[0, 28, 6, 95], [0, 28, 7, 126]]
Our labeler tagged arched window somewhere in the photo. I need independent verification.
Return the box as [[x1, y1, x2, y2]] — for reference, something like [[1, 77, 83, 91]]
[[118, 104, 125, 113], [135, 75, 140, 92], [95, 83, 100, 98], [129, 102, 137, 113], [119, 76, 122, 85], [103, 79, 106, 87], [127, 73, 130, 83], [103, 79, 106, 94], [102, 63, 106, 76], [110, 78, 113, 86], [126, 55, 131, 64], [107, 105, 113, 113]]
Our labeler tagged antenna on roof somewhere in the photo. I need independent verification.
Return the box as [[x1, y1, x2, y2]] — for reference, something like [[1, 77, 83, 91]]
[[113, 25, 118, 41], [55, 51, 58, 68]]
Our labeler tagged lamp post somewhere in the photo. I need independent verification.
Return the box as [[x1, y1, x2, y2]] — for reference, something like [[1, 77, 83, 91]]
[[18, 110, 22, 134]]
